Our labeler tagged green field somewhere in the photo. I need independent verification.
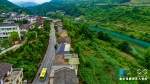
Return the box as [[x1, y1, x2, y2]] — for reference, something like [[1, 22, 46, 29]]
[[134, 46, 145, 56]]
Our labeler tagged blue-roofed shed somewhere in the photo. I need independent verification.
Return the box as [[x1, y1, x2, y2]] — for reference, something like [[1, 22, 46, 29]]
[[56, 43, 70, 55]]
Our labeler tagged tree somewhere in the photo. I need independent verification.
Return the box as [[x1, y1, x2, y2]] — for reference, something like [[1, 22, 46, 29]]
[[118, 41, 131, 53], [98, 31, 112, 42], [144, 47, 150, 69], [10, 31, 20, 41], [79, 24, 92, 39], [23, 19, 28, 24], [26, 31, 36, 41], [0, 38, 12, 48]]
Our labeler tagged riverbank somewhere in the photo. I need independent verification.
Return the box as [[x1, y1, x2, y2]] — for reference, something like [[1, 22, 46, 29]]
[[89, 26, 150, 49]]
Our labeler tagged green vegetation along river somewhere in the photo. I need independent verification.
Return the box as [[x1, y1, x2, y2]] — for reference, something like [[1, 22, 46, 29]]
[[89, 26, 150, 49]]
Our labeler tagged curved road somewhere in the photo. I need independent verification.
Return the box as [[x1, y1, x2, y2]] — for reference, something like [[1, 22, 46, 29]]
[[32, 23, 56, 84]]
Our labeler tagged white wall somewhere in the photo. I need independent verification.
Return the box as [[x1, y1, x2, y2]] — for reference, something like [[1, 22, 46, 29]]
[[0, 25, 21, 40], [17, 25, 21, 40], [1, 78, 3, 84]]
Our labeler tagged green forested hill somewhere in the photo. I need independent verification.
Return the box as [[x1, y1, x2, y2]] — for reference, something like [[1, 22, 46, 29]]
[[0, 0, 30, 14], [29, 0, 131, 16], [30, 0, 150, 42], [0, 0, 19, 13]]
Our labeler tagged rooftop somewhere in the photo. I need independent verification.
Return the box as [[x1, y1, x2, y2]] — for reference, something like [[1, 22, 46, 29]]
[[57, 26, 62, 31], [57, 36, 71, 44], [53, 67, 78, 84], [60, 32, 68, 37], [53, 54, 79, 66], [53, 55, 69, 66], [0, 62, 12, 79], [56, 43, 70, 55], [58, 30, 67, 34], [57, 22, 62, 27], [19, 24, 29, 29], [64, 54, 78, 59], [0, 23, 18, 27], [3, 68, 23, 84], [69, 58, 80, 64]]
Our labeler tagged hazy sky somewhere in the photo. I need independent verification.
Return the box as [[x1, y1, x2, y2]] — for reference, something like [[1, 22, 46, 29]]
[[8, 0, 51, 4]]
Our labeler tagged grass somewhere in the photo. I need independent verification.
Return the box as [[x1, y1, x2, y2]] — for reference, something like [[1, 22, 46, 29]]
[[134, 46, 145, 56], [76, 39, 148, 84], [63, 20, 150, 84]]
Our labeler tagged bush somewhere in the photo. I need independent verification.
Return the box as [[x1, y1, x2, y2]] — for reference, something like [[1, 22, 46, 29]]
[[118, 41, 131, 53]]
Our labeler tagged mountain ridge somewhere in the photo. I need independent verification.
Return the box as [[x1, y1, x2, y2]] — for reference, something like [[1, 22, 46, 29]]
[[14, 1, 39, 7], [0, 0, 31, 14]]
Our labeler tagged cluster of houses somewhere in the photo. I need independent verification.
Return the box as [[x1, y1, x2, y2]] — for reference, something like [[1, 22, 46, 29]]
[[0, 12, 48, 84], [46, 10, 65, 16], [0, 62, 25, 84], [0, 12, 45, 41], [49, 21, 80, 84]]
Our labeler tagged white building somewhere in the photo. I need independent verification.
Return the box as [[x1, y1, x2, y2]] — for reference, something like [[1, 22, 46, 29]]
[[26, 16, 37, 24], [0, 23, 21, 40], [10, 12, 17, 17]]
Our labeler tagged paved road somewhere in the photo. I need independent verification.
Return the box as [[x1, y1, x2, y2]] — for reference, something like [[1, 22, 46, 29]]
[[32, 23, 56, 84]]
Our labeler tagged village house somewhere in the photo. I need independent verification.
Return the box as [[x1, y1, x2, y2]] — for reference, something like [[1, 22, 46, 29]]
[[9, 12, 17, 17], [56, 43, 70, 55], [12, 14, 25, 21], [57, 36, 71, 44], [49, 54, 79, 84], [56, 22, 62, 27], [26, 15, 37, 24], [0, 13, 7, 18], [53, 54, 79, 70], [2, 18, 14, 24], [60, 32, 68, 37], [58, 30, 67, 35], [52, 67, 78, 84], [29, 16, 45, 28], [0, 62, 23, 84], [19, 24, 29, 35], [57, 26, 62, 31], [0, 23, 21, 40], [52, 19, 61, 23]]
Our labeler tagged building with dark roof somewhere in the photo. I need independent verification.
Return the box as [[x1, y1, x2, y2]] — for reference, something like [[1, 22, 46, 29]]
[[56, 43, 70, 55], [57, 36, 71, 44], [58, 30, 67, 35], [0, 62, 13, 79], [53, 67, 78, 84], [19, 24, 29, 35], [0, 62, 23, 84]]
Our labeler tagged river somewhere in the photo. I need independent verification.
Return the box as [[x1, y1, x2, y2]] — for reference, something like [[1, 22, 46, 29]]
[[89, 26, 150, 49]]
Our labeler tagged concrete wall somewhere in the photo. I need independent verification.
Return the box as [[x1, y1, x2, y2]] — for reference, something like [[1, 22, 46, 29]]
[[0, 79, 3, 84], [6, 67, 12, 76], [12, 68, 23, 84]]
